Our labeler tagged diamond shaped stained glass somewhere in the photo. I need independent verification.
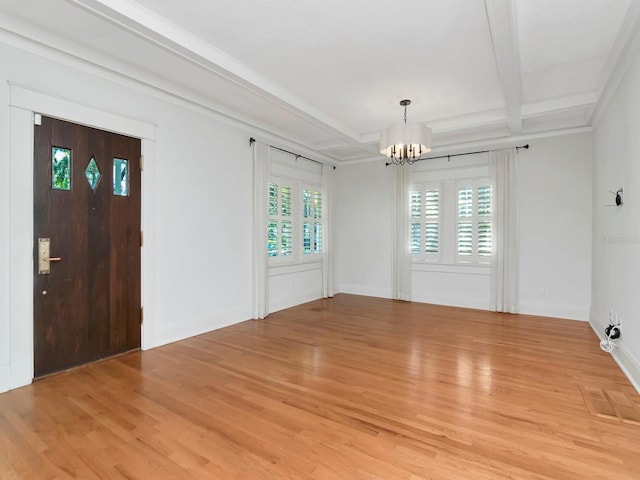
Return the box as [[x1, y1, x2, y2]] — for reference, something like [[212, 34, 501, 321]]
[[85, 156, 101, 191]]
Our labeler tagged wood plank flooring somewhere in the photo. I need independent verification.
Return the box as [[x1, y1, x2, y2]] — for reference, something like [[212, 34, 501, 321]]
[[1, 294, 640, 479]]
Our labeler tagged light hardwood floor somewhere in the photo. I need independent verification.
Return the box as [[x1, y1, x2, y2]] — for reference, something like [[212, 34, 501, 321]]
[[1, 294, 639, 479]]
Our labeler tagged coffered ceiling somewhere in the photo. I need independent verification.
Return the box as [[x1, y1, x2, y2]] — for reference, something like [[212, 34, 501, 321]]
[[0, 0, 637, 163]]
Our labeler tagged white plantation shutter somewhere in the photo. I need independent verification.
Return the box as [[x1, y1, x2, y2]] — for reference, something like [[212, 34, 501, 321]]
[[478, 221, 492, 256], [425, 223, 439, 254], [314, 223, 322, 253], [281, 221, 292, 256], [478, 185, 492, 215], [478, 185, 493, 257], [410, 191, 422, 217], [409, 186, 440, 260], [410, 223, 421, 254], [410, 190, 422, 254], [267, 183, 278, 257], [268, 183, 278, 215], [457, 222, 473, 255], [458, 187, 473, 217], [281, 184, 292, 256], [267, 221, 278, 257], [303, 187, 322, 256], [313, 190, 323, 254], [456, 182, 493, 262], [268, 180, 294, 258], [424, 189, 439, 255]]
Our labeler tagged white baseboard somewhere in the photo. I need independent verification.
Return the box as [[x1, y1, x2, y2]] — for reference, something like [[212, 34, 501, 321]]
[[269, 289, 323, 314], [519, 301, 589, 321], [0, 359, 34, 394], [154, 307, 251, 348], [411, 292, 489, 310], [337, 284, 392, 299], [589, 308, 640, 395], [0, 365, 10, 394]]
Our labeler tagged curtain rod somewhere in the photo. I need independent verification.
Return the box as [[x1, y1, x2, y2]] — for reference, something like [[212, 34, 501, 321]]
[[385, 144, 529, 166], [249, 137, 335, 169]]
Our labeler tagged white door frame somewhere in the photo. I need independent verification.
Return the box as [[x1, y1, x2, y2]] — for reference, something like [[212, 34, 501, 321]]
[[4, 84, 157, 392]]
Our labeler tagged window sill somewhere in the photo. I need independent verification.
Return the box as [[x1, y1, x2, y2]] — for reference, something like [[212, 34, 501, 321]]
[[412, 262, 490, 276], [269, 261, 322, 277]]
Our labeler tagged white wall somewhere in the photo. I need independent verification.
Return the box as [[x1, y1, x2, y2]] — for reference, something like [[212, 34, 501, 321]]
[[269, 267, 323, 313], [592, 38, 640, 390], [337, 133, 593, 320], [147, 107, 253, 344], [0, 39, 254, 392], [0, 59, 9, 373], [336, 162, 394, 298], [518, 133, 593, 320]]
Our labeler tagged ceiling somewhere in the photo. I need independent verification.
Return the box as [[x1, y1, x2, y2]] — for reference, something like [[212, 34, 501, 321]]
[[0, 0, 637, 164]]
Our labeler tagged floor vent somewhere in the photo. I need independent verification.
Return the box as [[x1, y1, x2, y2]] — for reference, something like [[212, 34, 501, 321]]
[[580, 385, 640, 425]]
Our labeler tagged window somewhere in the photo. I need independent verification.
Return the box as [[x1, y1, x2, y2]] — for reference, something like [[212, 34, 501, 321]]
[[113, 158, 129, 196], [303, 187, 323, 256], [268, 180, 293, 258], [85, 156, 102, 191], [52, 147, 71, 191], [409, 186, 440, 261], [457, 182, 493, 263], [268, 179, 322, 264], [409, 176, 493, 267]]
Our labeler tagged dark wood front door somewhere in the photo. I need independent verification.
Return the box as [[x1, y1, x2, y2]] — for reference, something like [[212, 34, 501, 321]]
[[33, 116, 141, 377]]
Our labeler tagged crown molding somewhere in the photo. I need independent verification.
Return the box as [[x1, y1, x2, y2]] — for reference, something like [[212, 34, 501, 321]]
[[590, 0, 640, 125], [69, 0, 361, 143], [338, 126, 593, 166], [0, 18, 340, 165]]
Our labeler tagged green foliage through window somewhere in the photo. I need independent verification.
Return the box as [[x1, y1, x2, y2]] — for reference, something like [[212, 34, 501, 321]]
[[52, 147, 71, 191], [85, 156, 102, 191]]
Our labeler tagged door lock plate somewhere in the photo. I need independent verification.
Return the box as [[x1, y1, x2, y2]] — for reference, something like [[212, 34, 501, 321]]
[[38, 238, 61, 274], [38, 238, 51, 274]]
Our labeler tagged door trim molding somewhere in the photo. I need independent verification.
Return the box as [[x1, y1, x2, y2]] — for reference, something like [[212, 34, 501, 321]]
[[3, 84, 157, 392], [10, 82, 157, 140]]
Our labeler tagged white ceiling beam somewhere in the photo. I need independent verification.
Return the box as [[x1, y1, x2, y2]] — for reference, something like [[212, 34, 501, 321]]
[[484, 0, 523, 133], [69, 0, 362, 143]]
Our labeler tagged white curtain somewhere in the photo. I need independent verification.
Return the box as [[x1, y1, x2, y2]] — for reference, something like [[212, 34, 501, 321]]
[[490, 148, 519, 313], [322, 164, 336, 298], [392, 165, 412, 301], [252, 142, 270, 319]]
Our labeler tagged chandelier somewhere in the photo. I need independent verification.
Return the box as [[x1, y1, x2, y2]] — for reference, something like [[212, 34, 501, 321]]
[[379, 99, 432, 165]]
